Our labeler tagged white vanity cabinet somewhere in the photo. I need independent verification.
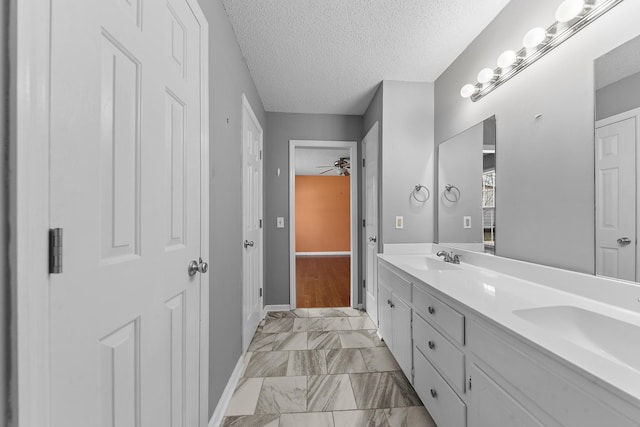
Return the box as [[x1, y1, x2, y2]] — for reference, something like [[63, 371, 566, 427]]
[[377, 256, 640, 427], [377, 262, 412, 379]]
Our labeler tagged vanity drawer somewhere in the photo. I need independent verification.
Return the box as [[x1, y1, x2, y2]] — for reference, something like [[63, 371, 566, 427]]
[[413, 284, 465, 345], [414, 347, 466, 427], [378, 262, 411, 302], [413, 311, 465, 393]]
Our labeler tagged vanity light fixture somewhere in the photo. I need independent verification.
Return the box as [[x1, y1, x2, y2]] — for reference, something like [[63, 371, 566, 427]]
[[460, 0, 623, 102]]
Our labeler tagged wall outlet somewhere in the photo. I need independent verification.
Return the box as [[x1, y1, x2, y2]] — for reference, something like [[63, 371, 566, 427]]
[[277, 217, 285, 228], [463, 216, 472, 229], [395, 216, 404, 229]]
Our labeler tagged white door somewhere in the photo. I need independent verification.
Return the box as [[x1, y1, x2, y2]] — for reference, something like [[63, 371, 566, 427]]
[[49, 0, 207, 425], [242, 96, 264, 352], [363, 122, 380, 324], [595, 117, 636, 281]]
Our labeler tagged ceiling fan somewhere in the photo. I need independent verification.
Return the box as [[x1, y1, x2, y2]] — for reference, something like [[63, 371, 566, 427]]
[[316, 157, 351, 176]]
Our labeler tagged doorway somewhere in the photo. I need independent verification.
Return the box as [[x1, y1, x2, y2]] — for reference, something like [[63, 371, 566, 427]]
[[289, 140, 358, 309]]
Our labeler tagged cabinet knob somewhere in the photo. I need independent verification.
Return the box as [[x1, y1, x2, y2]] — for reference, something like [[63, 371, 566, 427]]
[[428, 340, 435, 350], [428, 306, 435, 315], [430, 388, 437, 398]]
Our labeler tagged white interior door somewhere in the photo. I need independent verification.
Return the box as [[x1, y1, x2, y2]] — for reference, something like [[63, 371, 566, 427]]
[[49, 0, 207, 425], [595, 117, 636, 281], [363, 123, 380, 325], [242, 95, 264, 352]]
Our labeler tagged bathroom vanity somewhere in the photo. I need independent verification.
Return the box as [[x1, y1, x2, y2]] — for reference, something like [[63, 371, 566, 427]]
[[377, 250, 640, 427]]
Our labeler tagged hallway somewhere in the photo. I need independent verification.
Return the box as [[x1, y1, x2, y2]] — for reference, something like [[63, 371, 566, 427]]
[[222, 308, 436, 426]]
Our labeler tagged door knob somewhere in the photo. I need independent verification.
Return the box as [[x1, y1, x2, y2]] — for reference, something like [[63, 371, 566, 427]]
[[198, 257, 209, 274], [188, 257, 209, 276], [369, 236, 377, 243], [243, 240, 255, 248], [617, 237, 632, 246]]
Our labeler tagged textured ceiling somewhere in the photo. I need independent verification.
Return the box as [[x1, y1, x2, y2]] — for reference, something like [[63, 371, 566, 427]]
[[295, 147, 351, 176], [222, 0, 511, 114]]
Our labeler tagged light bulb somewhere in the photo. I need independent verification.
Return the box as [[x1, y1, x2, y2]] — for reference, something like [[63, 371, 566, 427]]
[[523, 27, 547, 48], [477, 68, 495, 84], [460, 84, 476, 98], [556, 0, 584, 22], [497, 50, 517, 69]]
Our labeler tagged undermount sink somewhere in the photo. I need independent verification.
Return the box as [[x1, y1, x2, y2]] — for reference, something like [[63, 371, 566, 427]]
[[397, 256, 462, 272], [513, 305, 640, 371]]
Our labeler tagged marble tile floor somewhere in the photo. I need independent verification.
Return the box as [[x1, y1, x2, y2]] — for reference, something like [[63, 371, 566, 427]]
[[222, 308, 437, 427]]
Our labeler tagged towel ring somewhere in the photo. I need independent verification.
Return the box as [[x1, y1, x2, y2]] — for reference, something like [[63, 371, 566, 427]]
[[443, 184, 461, 202], [412, 184, 430, 203]]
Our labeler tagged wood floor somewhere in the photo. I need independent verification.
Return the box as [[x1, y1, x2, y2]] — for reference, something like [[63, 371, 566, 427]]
[[296, 256, 350, 308]]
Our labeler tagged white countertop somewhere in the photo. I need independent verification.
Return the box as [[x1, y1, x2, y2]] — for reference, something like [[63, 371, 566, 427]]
[[378, 253, 640, 405]]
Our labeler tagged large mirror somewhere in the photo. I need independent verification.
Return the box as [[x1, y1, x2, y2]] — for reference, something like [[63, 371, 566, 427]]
[[437, 116, 496, 254], [594, 34, 640, 281]]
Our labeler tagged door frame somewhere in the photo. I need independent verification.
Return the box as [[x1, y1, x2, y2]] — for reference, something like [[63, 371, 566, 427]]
[[595, 107, 640, 280], [14, 1, 210, 425], [241, 93, 264, 352], [289, 140, 359, 309]]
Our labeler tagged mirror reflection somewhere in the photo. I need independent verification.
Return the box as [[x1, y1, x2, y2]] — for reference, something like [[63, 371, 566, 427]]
[[594, 34, 640, 281], [437, 116, 496, 254]]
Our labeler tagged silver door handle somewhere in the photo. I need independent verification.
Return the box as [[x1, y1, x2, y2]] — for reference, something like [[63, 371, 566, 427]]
[[243, 240, 255, 248], [188, 257, 209, 276], [369, 236, 377, 243], [617, 237, 632, 246]]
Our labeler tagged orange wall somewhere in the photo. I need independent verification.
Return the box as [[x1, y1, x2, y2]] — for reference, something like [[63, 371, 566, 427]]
[[295, 176, 351, 252]]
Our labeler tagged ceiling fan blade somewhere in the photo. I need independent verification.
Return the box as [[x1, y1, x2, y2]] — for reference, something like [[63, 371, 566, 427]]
[[343, 170, 351, 176], [315, 165, 334, 168], [319, 169, 333, 174]]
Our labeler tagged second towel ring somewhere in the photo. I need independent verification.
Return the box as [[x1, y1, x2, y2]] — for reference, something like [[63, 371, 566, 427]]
[[412, 184, 430, 203], [443, 184, 461, 202]]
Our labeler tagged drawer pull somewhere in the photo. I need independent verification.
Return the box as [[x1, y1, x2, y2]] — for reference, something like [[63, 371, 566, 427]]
[[428, 306, 435, 315], [428, 340, 435, 349], [430, 388, 437, 398]]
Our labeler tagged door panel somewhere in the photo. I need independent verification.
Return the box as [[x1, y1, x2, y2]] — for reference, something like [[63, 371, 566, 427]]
[[242, 98, 264, 352], [364, 123, 380, 325], [49, 0, 205, 425], [595, 118, 636, 281]]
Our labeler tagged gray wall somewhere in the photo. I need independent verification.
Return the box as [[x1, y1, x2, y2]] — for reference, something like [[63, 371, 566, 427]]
[[197, 0, 266, 417], [381, 81, 435, 246], [438, 121, 483, 244], [434, 0, 640, 274], [596, 71, 640, 121], [1, 0, 8, 423], [264, 113, 363, 305]]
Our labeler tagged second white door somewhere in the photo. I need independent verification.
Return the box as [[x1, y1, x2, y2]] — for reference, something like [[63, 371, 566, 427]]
[[242, 95, 264, 351], [363, 123, 380, 325]]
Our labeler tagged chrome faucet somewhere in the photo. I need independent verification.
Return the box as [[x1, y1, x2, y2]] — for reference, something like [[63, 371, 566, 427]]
[[436, 250, 461, 264]]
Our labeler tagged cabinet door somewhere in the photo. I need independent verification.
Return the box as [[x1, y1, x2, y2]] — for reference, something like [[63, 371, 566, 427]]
[[470, 364, 544, 427], [377, 285, 393, 348], [392, 296, 412, 380]]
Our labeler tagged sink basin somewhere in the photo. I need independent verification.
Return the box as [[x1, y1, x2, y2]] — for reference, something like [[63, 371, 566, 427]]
[[513, 305, 640, 371], [397, 256, 462, 272]]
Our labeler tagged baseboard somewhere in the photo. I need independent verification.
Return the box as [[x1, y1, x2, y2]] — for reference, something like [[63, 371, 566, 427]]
[[262, 304, 291, 318], [295, 251, 351, 256], [208, 355, 245, 427]]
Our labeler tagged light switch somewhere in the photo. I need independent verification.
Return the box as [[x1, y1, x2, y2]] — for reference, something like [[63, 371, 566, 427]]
[[276, 217, 285, 228], [463, 216, 471, 229], [395, 216, 404, 229]]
